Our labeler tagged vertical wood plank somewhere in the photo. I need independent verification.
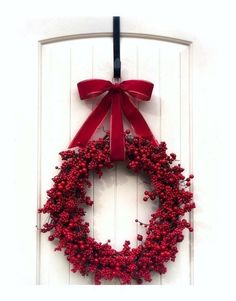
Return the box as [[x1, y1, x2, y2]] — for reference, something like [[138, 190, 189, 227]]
[[69, 40, 94, 284], [91, 37, 115, 269], [160, 44, 191, 284], [137, 41, 161, 285], [115, 39, 138, 254], [179, 47, 192, 284], [40, 43, 71, 284], [91, 38, 120, 285]]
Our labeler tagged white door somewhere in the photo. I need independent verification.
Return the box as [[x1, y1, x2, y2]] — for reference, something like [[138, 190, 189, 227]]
[[39, 37, 191, 285], [12, 15, 236, 289]]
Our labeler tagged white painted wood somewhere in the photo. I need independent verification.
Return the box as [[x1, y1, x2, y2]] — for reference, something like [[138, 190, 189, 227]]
[[38, 38, 191, 286], [137, 41, 161, 285], [40, 44, 71, 284], [160, 45, 191, 284], [92, 39, 115, 246], [115, 39, 138, 253], [91, 39, 117, 285], [69, 40, 94, 285]]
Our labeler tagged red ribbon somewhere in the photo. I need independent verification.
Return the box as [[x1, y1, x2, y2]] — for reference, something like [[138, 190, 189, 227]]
[[69, 79, 158, 161]]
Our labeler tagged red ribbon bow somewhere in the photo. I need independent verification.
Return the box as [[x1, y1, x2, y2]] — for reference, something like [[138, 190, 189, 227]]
[[69, 79, 158, 161]]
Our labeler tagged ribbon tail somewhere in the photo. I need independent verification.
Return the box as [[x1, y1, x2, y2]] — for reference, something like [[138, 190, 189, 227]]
[[69, 94, 111, 148], [110, 92, 125, 161], [121, 94, 158, 145]]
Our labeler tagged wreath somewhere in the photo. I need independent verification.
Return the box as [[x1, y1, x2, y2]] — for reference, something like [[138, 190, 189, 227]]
[[39, 130, 195, 285]]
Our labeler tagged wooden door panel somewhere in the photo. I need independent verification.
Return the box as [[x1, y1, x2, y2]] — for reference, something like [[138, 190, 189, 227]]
[[38, 37, 191, 284]]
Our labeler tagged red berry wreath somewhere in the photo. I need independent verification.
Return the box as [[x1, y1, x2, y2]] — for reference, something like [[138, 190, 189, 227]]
[[39, 131, 195, 285]]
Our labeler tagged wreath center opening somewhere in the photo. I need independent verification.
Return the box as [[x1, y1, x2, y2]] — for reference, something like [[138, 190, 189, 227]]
[[85, 161, 157, 251]]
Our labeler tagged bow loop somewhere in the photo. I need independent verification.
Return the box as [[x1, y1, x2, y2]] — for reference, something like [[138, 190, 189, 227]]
[[78, 79, 112, 99], [120, 80, 154, 100]]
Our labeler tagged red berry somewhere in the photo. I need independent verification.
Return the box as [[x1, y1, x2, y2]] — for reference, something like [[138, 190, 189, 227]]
[[137, 234, 143, 241], [177, 234, 184, 242], [48, 235, 54, 241]]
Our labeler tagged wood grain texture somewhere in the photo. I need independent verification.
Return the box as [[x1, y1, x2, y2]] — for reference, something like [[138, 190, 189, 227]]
[[40, 44, 71, 284], [38, 37, 191, 285]]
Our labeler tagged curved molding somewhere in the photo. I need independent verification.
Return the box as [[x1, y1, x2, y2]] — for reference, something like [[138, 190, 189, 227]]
[[39, 32, 191, 46]]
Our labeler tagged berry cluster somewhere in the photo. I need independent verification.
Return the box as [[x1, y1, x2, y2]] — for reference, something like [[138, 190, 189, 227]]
[[38, 132, 195, 284]]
